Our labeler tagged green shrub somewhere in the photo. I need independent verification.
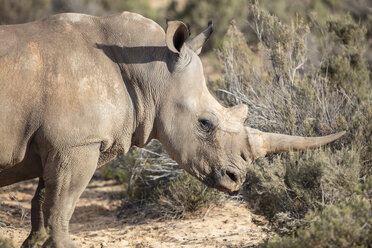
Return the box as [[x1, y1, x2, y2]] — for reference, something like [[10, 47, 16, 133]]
[[259, 0, 372, 75], [319, 15, 369, 99], [243, 147, 361, 233], [261, 177, 372, 248]]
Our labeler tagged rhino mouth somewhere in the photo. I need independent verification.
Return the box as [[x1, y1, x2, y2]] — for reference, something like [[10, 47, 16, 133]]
[[181, 160, 245, 192], [202, 168, 245, 192]]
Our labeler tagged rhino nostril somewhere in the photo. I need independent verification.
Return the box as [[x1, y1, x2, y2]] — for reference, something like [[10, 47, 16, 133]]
[[240, 152, 247, 162], [226, 171, 238, 183]]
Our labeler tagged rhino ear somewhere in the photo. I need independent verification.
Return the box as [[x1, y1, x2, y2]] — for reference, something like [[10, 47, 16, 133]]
[[187, 21, 213, 55], [166, 20, 190, 54]]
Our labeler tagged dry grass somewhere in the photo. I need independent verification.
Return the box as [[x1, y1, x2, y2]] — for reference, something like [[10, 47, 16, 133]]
[[214, 1, 371, 237], [99, 140, 223, 220], [0, 234, 15, 248]]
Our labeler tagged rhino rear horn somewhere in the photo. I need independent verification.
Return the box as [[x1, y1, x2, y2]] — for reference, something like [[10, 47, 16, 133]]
[[166, 20, 190, 54], [246, 127, 346, 159], [187, 21, 213, 55]]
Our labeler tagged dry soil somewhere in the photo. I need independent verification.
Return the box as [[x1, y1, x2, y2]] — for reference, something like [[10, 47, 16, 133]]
[[0, 179, 273, 248]]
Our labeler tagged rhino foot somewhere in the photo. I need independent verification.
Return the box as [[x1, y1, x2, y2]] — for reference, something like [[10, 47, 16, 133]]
[[40, 236, 78, 248], [21, 230, 49, 248]]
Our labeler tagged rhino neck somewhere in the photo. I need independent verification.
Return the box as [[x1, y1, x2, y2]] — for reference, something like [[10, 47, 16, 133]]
[[117, 48, 170, 148], [126, 77, 157, 148], [96, 12, 170, 148]]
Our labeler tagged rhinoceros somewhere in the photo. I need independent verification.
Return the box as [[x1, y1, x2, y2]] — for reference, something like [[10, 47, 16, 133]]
[[0, 11, 344, 247]]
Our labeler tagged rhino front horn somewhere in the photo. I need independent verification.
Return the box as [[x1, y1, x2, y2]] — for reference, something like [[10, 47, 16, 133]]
[[246, 127, 346, 159]]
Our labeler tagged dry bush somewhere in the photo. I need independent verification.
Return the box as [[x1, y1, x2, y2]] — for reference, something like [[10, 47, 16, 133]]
[[217, 5, 351, 136], [150, 172, 223, 219], [261, 178, 372, 248], [215, 1, 371, 234], [99, 140, 223, 220]]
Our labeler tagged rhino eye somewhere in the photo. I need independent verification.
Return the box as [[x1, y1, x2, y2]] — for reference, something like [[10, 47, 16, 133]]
[[198, 118, 214, 132]]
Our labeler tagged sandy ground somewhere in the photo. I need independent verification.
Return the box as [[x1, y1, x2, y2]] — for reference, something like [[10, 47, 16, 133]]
[[0, 179, 272, 248]]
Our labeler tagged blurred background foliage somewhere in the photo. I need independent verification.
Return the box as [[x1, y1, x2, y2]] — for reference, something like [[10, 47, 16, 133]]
[[0, 0, 371, 246]]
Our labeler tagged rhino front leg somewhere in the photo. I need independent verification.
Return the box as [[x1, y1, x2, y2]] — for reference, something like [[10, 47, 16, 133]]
[[21, 178, 48, 248], [40, 144, 100, 248]]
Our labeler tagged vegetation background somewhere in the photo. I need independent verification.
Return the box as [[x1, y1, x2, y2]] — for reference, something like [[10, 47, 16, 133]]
[[0, 0, 371, 247]]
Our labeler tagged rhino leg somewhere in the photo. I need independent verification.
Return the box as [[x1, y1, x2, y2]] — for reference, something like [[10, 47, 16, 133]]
[[21, 178, 48, 248], [40, 144, 100, 248]]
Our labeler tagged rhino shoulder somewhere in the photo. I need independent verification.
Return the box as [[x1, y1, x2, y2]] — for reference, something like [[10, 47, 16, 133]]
[[120, 11, 163, 31], [45, 12, 94, 24], [100, 11, 165, 44]]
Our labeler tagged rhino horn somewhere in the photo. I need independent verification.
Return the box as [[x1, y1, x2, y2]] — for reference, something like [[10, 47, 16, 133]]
[[246, 127, 346, 159], [165, 20, 190, 54], [187, 21, 213, 55]]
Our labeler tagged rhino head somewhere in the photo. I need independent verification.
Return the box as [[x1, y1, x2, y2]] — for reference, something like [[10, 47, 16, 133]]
[[148, 20, 345, 192]]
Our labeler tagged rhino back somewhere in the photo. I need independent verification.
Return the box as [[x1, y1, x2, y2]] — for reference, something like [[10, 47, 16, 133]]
[[0, 12, 162, 169]]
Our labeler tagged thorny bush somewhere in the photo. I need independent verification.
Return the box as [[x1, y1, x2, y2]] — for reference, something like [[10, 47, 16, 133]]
[[215, 2, 371, 234]]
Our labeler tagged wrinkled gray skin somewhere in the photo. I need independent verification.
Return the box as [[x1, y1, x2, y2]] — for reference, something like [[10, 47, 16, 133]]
[[0, 12, 345, 248]]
